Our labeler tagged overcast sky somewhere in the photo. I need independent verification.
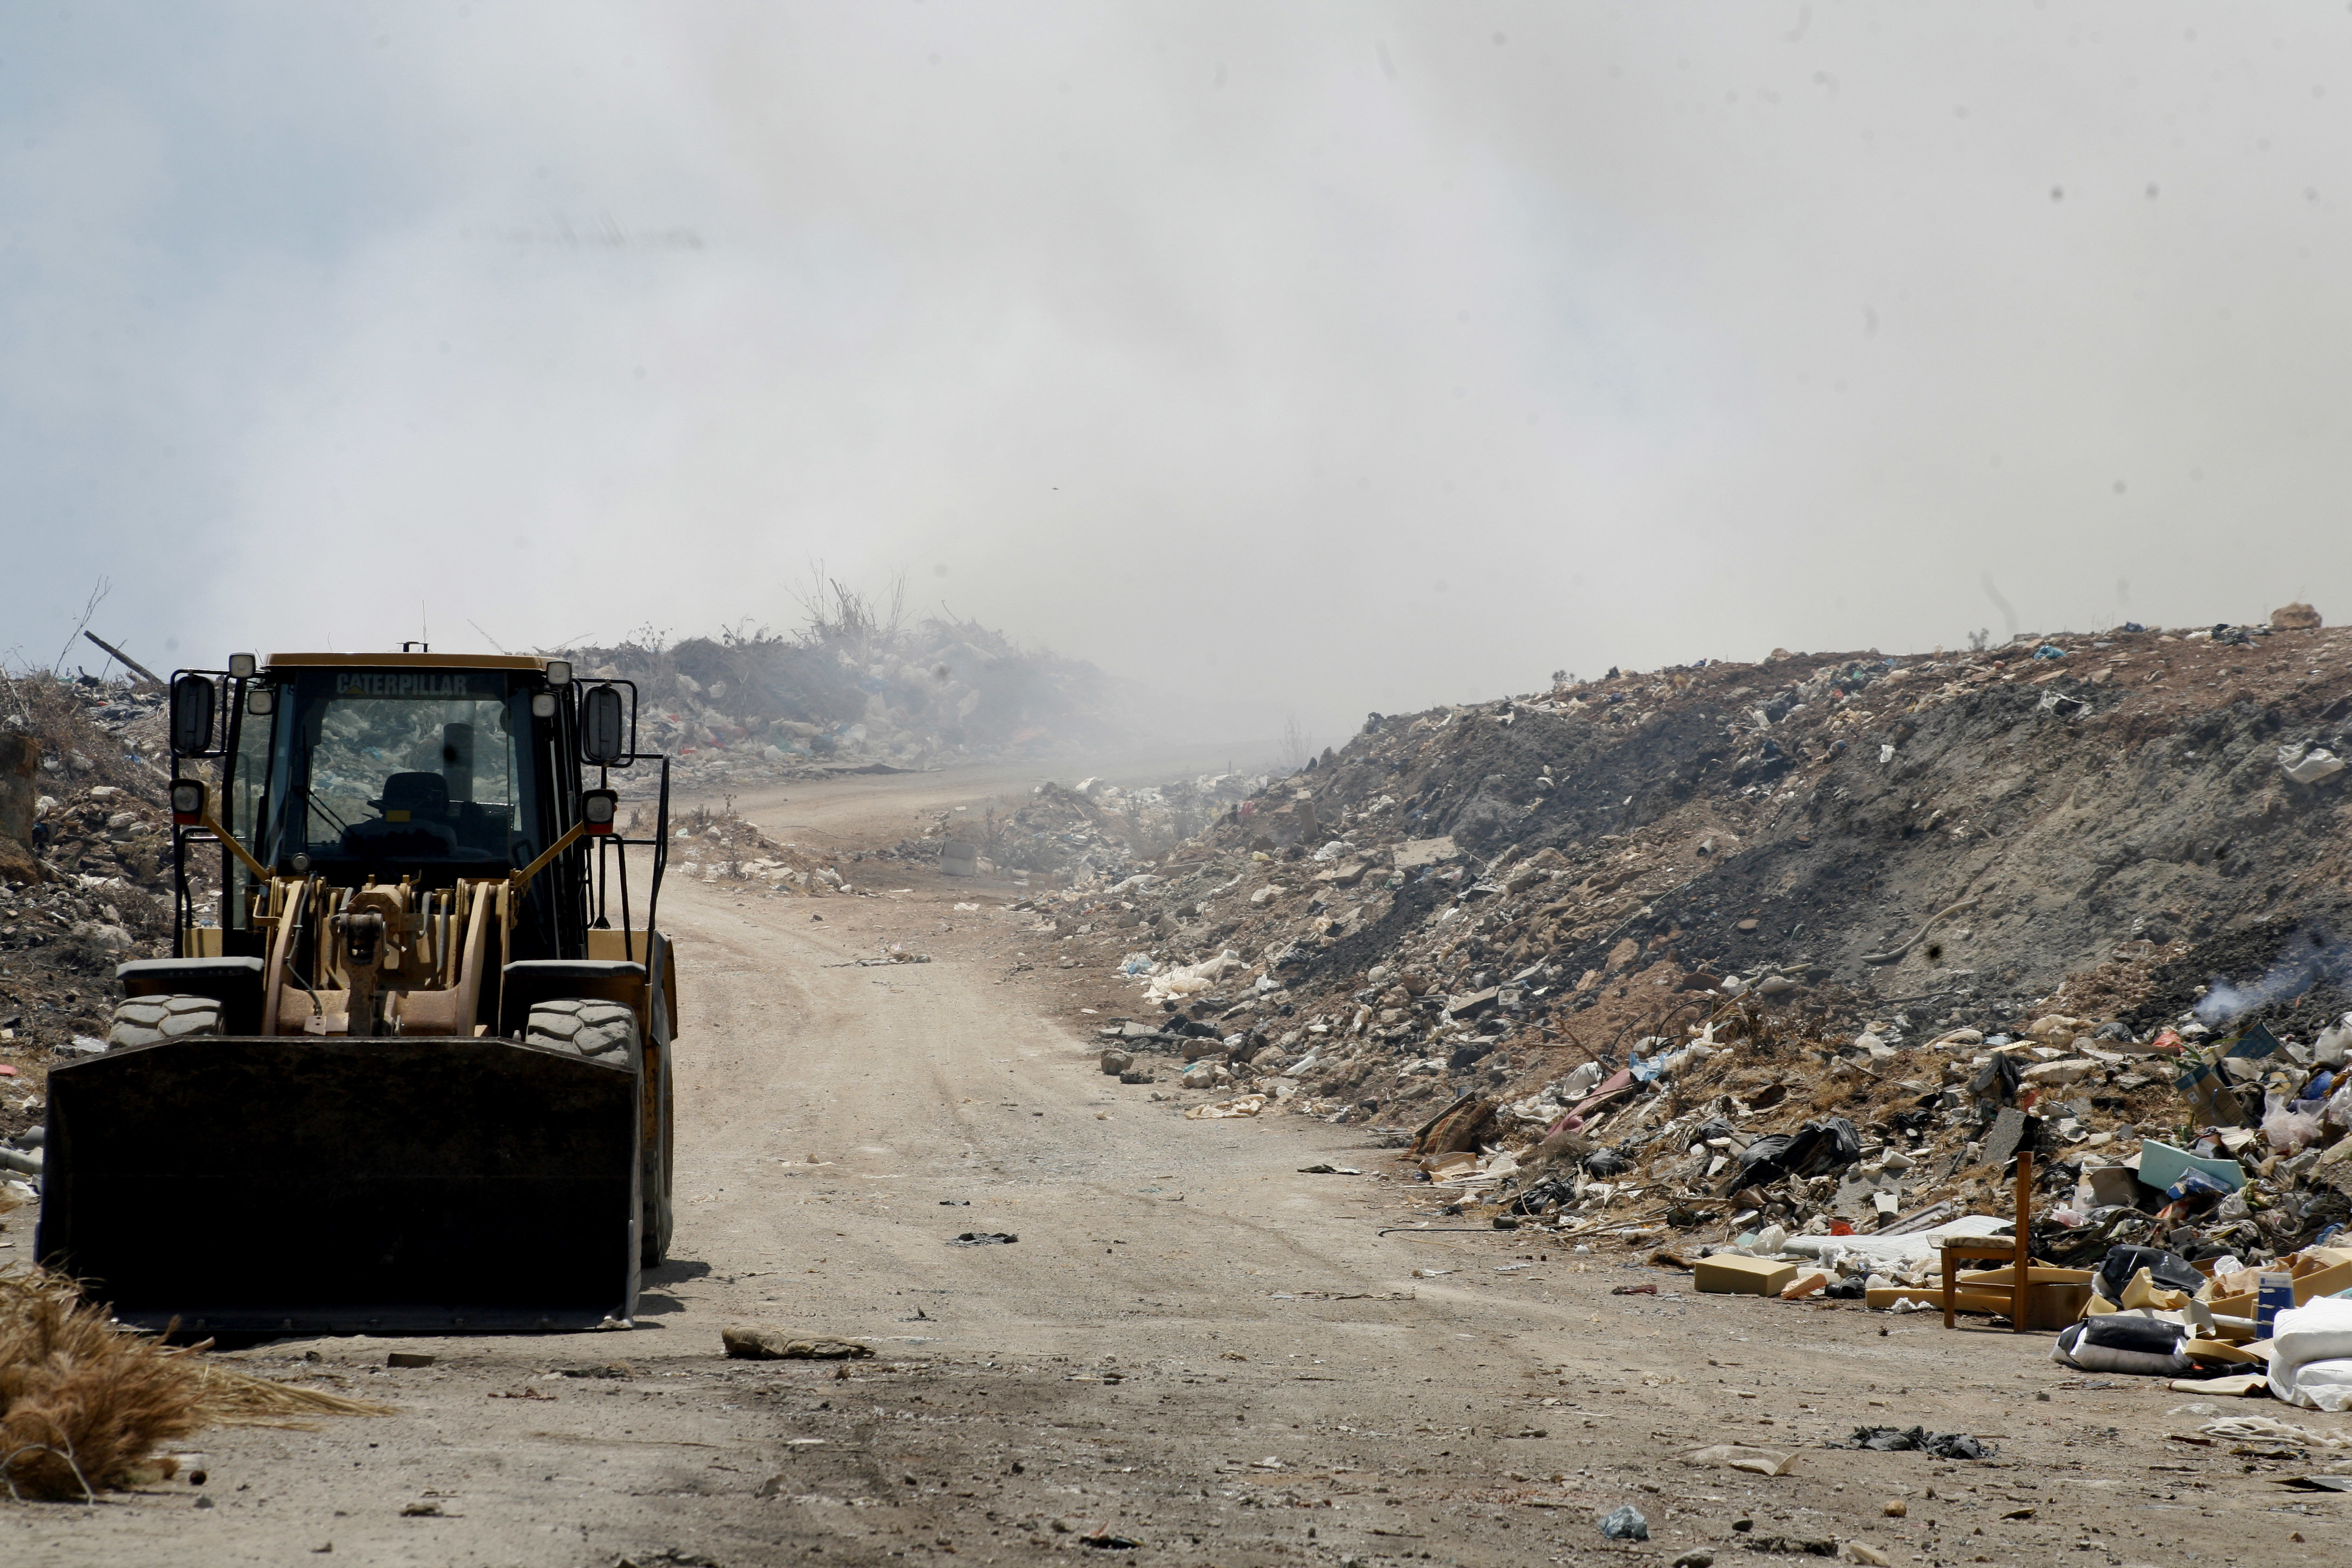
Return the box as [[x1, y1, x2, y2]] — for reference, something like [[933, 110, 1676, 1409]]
[[6, 4, 2351, 736]]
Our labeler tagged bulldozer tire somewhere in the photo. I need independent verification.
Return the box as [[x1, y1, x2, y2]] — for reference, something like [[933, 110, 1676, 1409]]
[[526, 999, 673, 1265], [524, 998, 638, 1060], [106, 994, 222, 1051], [642, 1040, 674, 1267]]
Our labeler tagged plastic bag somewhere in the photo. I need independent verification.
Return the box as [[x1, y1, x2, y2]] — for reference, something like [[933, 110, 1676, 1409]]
[[1596, 1503, 1648, 1541], [1729, 1117, 1860, 1189], [2094, 1246, 2202, 1305], [2264, 1102, 2325, 1153]]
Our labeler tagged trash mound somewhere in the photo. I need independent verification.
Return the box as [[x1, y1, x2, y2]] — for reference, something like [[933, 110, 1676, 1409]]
[[3, 673, 191, 1142], [665, 797, 870, 895], [1064, 614, 2352, 1286], [0, 1268, 388, 1501], [2, 668, 172, 808], [893, 774, 1261, 888], [560, 606, 1137, 795]]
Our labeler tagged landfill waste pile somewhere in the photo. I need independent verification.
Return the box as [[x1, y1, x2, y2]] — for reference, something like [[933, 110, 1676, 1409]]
[[892, 773, 1262, 886], [1056, 608, 2352, 1392], [661, 796, 873, 897], [561, 605, 1137, 796], [1, 670, 193, 1181]]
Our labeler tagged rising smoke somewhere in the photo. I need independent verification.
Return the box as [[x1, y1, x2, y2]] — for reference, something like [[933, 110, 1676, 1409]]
[[2193, 927, 2352, 1029]]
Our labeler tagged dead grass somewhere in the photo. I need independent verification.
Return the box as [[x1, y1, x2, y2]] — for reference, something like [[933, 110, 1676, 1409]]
[[0, 1270, 390, 1502], [185, 1363, 394, 1429]]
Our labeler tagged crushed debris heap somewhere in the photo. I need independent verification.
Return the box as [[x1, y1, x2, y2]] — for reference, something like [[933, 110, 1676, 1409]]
[[561, 612, 1134, 793], [1061, 617, 2352, 1292]]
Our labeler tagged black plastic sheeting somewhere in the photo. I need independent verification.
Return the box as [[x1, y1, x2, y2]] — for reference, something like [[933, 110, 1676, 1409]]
[[1835, 1427, 1997, 1461], [2092, 1244, 2204, 1304], [1724, 1116, 1861, 1192]]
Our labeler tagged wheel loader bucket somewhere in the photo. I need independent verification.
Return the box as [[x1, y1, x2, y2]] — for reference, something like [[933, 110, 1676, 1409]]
[[37, 1034, 641, 1336]]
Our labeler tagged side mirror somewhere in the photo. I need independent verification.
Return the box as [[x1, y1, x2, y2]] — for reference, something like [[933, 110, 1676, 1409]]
[[580, 683, 628, 766], [170, 674, 216, 756]]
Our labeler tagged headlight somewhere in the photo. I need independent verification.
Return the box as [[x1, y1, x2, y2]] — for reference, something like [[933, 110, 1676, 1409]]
[[582, 788, 618, 835], [544, 660, 572, 687], [531, 692, 557, 718], [227, 653, 257, 678], [170, 780, 205, 825]]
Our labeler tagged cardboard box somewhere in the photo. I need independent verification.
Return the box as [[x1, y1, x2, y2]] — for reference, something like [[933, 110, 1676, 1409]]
[[2290, 1253, 2352, 1305], [1696, 1254, 1798, 1296]]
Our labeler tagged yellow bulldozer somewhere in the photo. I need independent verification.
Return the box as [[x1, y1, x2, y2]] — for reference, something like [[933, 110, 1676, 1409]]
[[38, 649, 677, 1335]]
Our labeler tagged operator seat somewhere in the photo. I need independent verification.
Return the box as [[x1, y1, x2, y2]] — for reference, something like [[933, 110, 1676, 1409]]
[[342, 771, 461, 859]]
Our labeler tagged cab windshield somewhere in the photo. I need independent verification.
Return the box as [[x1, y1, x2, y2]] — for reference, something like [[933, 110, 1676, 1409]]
[[260, 668, 542, 874]]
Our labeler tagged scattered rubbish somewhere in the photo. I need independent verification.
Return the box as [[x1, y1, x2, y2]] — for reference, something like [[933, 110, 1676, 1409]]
[[2173, 1373, 2269, 1396], [2265, 1297, 2352, 1410], [1296, 1164, 1364, 1175], [1079, 1530, 1140, 1549], [1184, 1095, 1268, 1120], [1695, 1254, 1798, 1296], [2051, 1317, 2190, 1377], [1833, 1427, 1996, 1460], [947, 1233, 1019, 1247], [2202, 1413, 2352, 1447], [2134, 1141, 2246, 1195], [2281, 745, 2347, 786], [1680, 1443, 1795, 1476], [400, 1500, 443, 1517], [386, 1352, 436, 1369], [2091, 1245, 2205, 1304], [721, 1326, 877, 1360], [2258, 1270, 2298, 1335], [1595, 1502, 1649, 1540]]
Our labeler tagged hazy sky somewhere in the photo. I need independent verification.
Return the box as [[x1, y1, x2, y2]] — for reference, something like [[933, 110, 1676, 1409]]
[[8, 5, 2352, 735]]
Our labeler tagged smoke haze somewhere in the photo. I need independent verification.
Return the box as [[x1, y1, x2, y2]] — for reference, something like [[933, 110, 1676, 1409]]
[[8, 5, 2352, 736]]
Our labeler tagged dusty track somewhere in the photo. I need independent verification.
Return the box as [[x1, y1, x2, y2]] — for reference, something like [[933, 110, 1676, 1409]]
[[4, 767, 2340, 1567]]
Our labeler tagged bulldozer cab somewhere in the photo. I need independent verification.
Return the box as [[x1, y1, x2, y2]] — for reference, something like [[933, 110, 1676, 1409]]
[[38, 650, 680, 1336]]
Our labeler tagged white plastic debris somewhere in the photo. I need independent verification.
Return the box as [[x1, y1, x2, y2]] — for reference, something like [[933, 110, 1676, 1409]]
[[2281, 745, 2348, 785]]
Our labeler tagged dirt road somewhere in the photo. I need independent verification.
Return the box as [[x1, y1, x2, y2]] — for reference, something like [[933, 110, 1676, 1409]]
[[5, 769, 2340, 1567]]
